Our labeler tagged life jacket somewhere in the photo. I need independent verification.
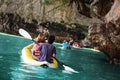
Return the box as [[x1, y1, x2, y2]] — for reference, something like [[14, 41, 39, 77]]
[[33, 42, 41, 59]]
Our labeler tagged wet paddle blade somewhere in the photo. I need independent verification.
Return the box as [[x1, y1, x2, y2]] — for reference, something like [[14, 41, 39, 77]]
[[63, 65, 79, 73], [54, 58, 79, 73], [19, 28, 32, 40]]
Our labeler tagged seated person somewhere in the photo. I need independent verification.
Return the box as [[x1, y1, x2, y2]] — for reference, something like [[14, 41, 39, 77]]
[[38, 35, 56, 63], [72, 41, 81, 48], [32, 33, 45, 60], [62, 40, 68, 49]]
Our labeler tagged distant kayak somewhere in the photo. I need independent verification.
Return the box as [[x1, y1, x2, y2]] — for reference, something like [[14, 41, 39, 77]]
[[81, 48, 100, 52], [21, 44, 58, 68], [58, 46, 71, 50], [72, 45, 81, 48]]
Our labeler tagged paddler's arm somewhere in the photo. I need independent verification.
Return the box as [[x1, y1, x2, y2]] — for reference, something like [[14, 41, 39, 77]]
[[53, 53, 56, 57], [52, 46, 56, 57]]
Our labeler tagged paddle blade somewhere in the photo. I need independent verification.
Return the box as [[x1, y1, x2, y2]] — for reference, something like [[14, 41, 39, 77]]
[[63, 65, 79, 74], [19, 28, 32, 40]]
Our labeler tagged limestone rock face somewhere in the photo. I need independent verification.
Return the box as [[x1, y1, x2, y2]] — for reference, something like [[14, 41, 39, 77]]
[[88, 0, 120, 64], [105, 0, 120, 25], [88, 22, 120, 64]]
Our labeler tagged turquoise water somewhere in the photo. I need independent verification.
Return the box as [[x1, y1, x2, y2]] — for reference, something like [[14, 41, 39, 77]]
[[0, 33, 120, 80]]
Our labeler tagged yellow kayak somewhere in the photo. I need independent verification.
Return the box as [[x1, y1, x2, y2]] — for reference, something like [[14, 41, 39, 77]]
[[21, 44, 58, 68]]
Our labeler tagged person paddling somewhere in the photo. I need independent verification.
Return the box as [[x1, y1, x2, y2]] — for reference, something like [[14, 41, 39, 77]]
[[38, 35, 56, 63]]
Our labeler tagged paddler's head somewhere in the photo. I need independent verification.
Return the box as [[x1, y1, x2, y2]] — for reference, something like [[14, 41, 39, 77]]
[[48, 35, 55, 44], [36, 32, 45, 43]]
